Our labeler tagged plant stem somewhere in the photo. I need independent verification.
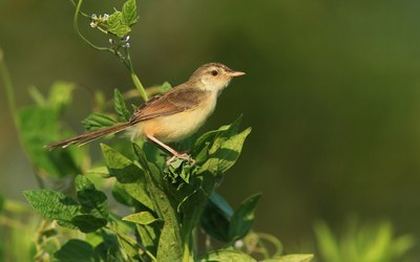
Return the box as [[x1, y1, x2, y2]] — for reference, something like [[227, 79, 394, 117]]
[[72, 0, 148, 102], [0, 49, 45, 188], [73, 0, 113, 52]]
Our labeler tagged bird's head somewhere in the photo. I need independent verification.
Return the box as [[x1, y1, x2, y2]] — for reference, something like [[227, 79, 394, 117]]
[[189, 63, 245, 92]]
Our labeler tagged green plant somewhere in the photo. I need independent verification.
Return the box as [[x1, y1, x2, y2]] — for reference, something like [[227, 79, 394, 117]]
[[314, 220, 414, 262], [0, 0, 314, 261]]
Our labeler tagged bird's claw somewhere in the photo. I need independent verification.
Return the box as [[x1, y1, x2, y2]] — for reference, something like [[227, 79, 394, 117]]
[[166, 153, 195, 166]]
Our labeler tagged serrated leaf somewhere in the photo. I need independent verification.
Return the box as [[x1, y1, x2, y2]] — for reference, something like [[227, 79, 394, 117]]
[[82, 112, 117, 131], [113, 89, 131, 121], [107, 11, 131, 37], [122, 0, 139, 26], [54, 239, 94, 262], [228, 193, 262, 241], [123, 211, 160, 225], [101, 144, 154, 210], [24, 190, 80, 222], [201, 249, 256, 262], [264, 254, 314, 262]]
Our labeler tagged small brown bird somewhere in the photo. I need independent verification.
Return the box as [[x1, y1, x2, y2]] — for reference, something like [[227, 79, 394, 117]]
[[47, 63, 245, 162]]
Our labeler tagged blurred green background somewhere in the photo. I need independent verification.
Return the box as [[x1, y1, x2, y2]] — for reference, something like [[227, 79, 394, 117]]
[[2, 0, 420, 258]]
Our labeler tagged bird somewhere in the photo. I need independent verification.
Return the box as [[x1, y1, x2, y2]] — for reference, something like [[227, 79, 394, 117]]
[[46, 63, 245, 163]]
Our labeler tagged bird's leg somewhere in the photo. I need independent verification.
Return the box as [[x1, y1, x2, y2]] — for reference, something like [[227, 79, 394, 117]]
[[146, 135, 194, 165]]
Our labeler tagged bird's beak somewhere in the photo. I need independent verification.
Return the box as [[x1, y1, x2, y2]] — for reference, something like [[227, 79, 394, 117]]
[[229, 70, 246, 77]]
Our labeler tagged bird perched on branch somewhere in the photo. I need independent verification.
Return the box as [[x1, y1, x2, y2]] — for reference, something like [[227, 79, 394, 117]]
[[47, 63, 245, 163]]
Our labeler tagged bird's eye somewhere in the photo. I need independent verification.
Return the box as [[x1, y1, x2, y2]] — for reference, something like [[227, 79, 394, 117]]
[[211, 70, 218, 76]]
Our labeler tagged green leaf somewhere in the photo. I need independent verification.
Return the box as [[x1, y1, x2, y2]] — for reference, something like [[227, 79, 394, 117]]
[[228, 193, 262, 241], [264, 254, 314, 262], [123, 211, 160, 225], [54, 239, 94, 262], [101, 144, 154, 210], [113, 89, 131, 121], [75, 175, 108, 216], [133, 144, 183, 262], [107, 11, 131, 37], [122, 0, 139, 26], [48, 81, 75, 112], [82, 112, 117, 131], [201, 249, 256, 262], [71, 215, 107, 233], [23, 190, 80, 222], [201, 192, 233, 242], [195, 116, 251, 174]]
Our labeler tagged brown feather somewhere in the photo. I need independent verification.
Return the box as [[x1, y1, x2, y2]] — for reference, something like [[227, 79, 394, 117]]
[[129, 85, 210, 124], [46, 122, 131, 149]]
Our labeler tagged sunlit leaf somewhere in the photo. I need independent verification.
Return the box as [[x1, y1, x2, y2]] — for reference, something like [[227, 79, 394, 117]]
[[122, 0, 139, 26], [107, 11, 131, 37], [201, 249, 256, 262], [123, 211, 160, 225], [264, 254, 314, 262], [24, 190, 80, 222]]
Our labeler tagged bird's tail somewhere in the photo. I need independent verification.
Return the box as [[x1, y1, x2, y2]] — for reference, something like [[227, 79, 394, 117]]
[[46, 122, 132, 150]]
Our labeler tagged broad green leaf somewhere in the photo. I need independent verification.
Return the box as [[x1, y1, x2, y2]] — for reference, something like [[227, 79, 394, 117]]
[[54, 239, 94, 262], [101, 144, 154, 210], [133, 144, 183, 262], [23, 190, 80, 222], [82, 112, 117, 131], [196, 116, 251, 174], [264, 254, 314, 262], [201, 192, 233, 242], [107, 11, 131, 37], [201, 249, 256, 262], [75, 175, 108, 216], [122, 0, 139, 26], [229, 193, 262, 241], [123, 211, 160, 225], [112, 182, 135, 206], [71, 215, 107, 233], [48, 81, 75, 112], [113, 89, 131, 121]]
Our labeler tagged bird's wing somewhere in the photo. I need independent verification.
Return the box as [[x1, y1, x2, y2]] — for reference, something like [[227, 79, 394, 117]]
[[129, 87, 210, 123]]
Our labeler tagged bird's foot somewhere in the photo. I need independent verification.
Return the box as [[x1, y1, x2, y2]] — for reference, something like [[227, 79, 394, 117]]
[[166, 153, 195, 166]]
